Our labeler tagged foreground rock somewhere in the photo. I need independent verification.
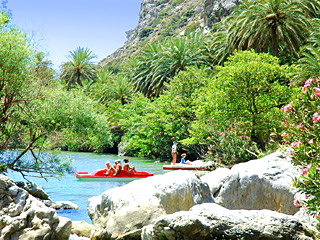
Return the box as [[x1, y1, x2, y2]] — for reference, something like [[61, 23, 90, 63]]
[[142, 203, 314, 240], [71, 221, 93, 238], [44, 200, 79, 210], [15, 180, 50, 200], [201, 151, 299, 215], [88, 171, 212, 239], [0, 175, 71, 240]]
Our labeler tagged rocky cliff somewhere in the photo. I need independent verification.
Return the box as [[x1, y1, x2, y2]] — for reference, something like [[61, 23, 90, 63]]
[[100, 0, 240, 66]]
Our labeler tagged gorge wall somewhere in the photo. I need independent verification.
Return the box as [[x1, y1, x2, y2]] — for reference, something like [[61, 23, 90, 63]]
[[100, 0, 241, 66]]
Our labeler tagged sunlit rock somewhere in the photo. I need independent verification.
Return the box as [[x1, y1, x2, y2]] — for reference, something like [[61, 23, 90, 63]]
[[71, 220, 93, 238], [88, 171, 212, 239], [142, 203, 314, 240], [202, 151, 299, 215], [0, 174, 71, 240]]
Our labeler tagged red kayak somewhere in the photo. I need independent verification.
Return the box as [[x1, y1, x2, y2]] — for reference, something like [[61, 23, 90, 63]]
[[74, 169, 154, 181]]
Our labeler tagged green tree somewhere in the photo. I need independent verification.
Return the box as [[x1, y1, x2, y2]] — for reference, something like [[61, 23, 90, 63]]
[[34, 52, 56, 83], [91, 66, 132, 106], [227, 0, 318, 57], [60, 47, 96, 90], [0, 15, 72, 178], [33, 85, 113, 153], [193, 50, 296, 151], [126, 32, 207, 98], [294, 19, 320, 84], [120, 66, 210, 160]]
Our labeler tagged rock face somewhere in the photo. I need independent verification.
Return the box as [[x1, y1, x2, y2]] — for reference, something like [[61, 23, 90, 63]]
[[100, 0, 204, 66], [0, 175, 71, 240], [46, 200, 79, 210], [201, 151, 299, 215], [142, 203, 314, 240], [15, 181, 50, 200], [71, 221, 93, 238], [202, 0, 241, 27], [88, 171, 212, 239]]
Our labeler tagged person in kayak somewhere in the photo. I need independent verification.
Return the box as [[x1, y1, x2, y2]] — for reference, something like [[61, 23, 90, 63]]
[[123, 158, 136, 174]]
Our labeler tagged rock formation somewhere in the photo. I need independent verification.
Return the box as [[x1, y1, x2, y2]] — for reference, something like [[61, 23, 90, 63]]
[[202, 0, 241, 28], [201, 151, 299, 215], [87, 171, 212, 239], [100, 0, 206, 66], [0, 175, 71, 240], [142, 203, 314, 240], [15, 181, 50, 200], [71, 221, 93, 238], [87, 150, 318, 239]]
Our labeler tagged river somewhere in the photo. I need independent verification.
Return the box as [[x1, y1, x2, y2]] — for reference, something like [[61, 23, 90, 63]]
[[6, 152, 167, 223]]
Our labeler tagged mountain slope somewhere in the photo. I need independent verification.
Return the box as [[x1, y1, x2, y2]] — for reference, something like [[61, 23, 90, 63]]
[[99, 0, 240, 66]]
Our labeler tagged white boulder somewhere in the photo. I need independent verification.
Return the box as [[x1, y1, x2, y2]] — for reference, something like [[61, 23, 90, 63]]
[[88, 171, 212, 239], [142, 203, 314, 240], [201, 151, 299, 214], [0, 174, 71, 240]]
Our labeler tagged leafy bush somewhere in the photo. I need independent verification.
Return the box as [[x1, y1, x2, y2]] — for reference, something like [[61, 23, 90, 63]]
[[139, 27, 154, 39], [120, 66, 210, 160], [281, 77, 320, 233], [192, 50, 296, 152], [33, 86, 113, 153], [206, 121, 258, 166]]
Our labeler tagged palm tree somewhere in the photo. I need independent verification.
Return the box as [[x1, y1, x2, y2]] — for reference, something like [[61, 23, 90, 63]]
[[109, 75, 132, 105], [60, 47, 96, 90], [293, 19, 320, 84], [227, 0, 319, 57], [126, 32, 205, 98], [91, 66, 132, 105]]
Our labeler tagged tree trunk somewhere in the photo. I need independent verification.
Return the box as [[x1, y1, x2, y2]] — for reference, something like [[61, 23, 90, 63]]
[[271, 24, 278, 57], [251, 115, 266, 151]]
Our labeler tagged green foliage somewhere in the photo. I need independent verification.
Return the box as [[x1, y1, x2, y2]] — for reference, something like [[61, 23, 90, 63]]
[[139, 27, 154, 39], [120, 66, 210, 160], [227, 0, 318, 57], [60, 46, 96, 90], [90, 66, 133, 106], [206, 121, 258, 166], [294, 19, 320, 84], [153, 0, 170, 7], [33, 86, 113, 153], [192, 50, 296, 152], [185, 22, 200, 35], [0, 15, 72, 179], [126, 32, 212, 98], [171, 0, 184, 7], [281, 77, 320, 233]]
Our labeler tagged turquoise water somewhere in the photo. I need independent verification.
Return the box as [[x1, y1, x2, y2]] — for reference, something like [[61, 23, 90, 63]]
[[7, 152, 166, 223]]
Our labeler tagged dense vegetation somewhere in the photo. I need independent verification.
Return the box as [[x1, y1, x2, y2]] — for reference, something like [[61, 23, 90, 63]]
[[1, 0, 320, 230]]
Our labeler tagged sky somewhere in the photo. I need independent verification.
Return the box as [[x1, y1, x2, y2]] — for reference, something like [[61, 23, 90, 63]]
[[6, 0, 142, 70]]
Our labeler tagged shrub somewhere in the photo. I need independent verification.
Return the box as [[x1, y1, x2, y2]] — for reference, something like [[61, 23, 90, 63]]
[[206, 121, 258, 166], [281, 77, 320, 233], [139, 28, 154, 39], [192, 50, 296, 152]]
